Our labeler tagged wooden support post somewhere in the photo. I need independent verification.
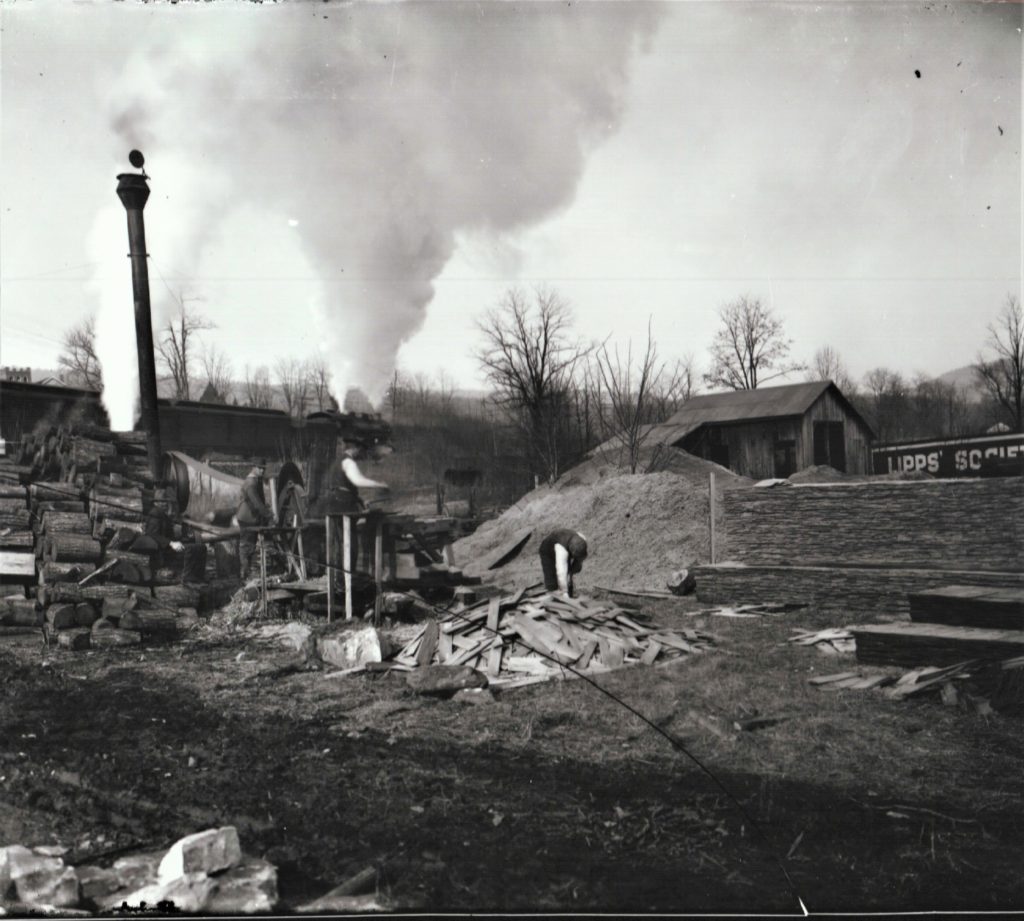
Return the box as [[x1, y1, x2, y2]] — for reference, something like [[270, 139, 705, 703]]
[[373, 518, 384, 625], [386, 527, 397, 583], [293, 514, 307, 581], [342, 514, 353, 621], [709, 471, 717, 565], [269, 478, 278, 523], [259, 531, 268, 620], [325, 515, 333, 623], [442, 542, 456, 568]]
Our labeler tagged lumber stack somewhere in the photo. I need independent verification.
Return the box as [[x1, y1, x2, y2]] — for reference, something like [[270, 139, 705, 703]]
[[0, 476, 34, 588], [694, 563, 1024, 623], [385, 587, 715, 688], [850, 622, 1024, 668], [724, 478, 1024, 572], [908, 586, 1024, 631]]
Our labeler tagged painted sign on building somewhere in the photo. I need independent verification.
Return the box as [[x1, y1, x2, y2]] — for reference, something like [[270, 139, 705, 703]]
[[872, 432, 1024, 478]]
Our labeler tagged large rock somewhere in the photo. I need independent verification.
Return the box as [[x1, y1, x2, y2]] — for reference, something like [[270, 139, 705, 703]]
[[1, 845, 63, 896], [667, 569, 696, 596], [103, 873, 215, 913], [277, 623, 315, 659], [112, 852, 162, 890], [317, 627, 393, 669], [203, 857, 278, 914], [15, 866, 79, 908], [406, 665, 488, 696], [157, 827, 241, 883], [75, 865, 122, 903]]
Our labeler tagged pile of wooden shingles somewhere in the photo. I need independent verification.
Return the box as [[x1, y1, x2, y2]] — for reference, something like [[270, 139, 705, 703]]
[[0, 427, 232, 651], [808, 586, 1024, 712], [384, 586, 716, 689]]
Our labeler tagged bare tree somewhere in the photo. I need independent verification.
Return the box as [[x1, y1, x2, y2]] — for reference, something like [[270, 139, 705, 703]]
[[199, 344, 233, 403], [649, 354, 698, 420], [57, 316, 102, 391], [436, 369, 456, 416], [704, 295, 805, 390], [243, 365, 274, 409], [863, 367, 910, 442], [274, 357, 311, 417], [384, 368, 412, 421], [308, 354, 334, 411], [477, 287, 590, 483], [594, 321, 665, 473], [974, 294, 1024, 432], [808, 345, 855, 393], [156, 297, 214, 400]]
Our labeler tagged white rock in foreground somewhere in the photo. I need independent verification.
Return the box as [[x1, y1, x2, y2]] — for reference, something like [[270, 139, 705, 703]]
[[157, 827, 242, 883], [317, 627, 392, 669], [204, 857, 278, 914], [103, 873, 215, 913]]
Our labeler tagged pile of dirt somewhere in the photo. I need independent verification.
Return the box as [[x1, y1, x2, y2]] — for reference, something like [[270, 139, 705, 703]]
[[453, 451, 751, 591], [554, 442, 741, 490], [788, 464, 847, 483]]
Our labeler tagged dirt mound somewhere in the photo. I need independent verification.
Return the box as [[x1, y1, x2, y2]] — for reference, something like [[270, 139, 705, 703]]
[[554, 442, 744, 490], [454, 454, 752, 591], [788, 464, 847, 483]]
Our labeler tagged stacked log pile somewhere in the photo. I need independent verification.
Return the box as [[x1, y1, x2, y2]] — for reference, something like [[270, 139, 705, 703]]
[[0, 424, 239, 650], [383, 587, 716, 689]]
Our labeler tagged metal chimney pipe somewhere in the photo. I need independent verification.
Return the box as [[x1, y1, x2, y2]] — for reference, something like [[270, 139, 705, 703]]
[[116, 159, 163, 480]]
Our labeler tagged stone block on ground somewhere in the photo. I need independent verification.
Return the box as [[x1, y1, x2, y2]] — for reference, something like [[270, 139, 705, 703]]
[[111, 852, 162, 890], [317, 627, 393, 669], [406, 665, 489, 696], [75, 865, 121, 903], [1, 845, 63, 893], [203, 856, 278, 914], [157, 827, 242, 883], [15, 866, 79, 908], [277, 622, 315, 659]]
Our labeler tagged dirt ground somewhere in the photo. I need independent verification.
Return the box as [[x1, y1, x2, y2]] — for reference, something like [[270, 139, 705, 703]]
[[2, 593, 1022, 914]]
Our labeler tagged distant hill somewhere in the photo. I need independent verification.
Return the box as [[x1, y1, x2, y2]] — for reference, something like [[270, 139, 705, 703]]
[[935, 364, 986, 401]]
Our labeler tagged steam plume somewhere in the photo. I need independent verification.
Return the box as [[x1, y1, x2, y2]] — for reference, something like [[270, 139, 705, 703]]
[[93, 3, 660, 424]]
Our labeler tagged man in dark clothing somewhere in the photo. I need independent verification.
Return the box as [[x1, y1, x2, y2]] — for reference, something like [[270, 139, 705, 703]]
[[236, 459, 274, 579], [538, 529, 588, 598]]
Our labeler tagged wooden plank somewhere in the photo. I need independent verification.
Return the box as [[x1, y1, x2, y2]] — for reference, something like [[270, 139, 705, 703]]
[[438, 629, 453, 664], [807, 671, 859, 686], [416, 620, 440, 667], [486, 598, 502, 677], [577, 638, 598, 671], [639, 640, 662, 666]]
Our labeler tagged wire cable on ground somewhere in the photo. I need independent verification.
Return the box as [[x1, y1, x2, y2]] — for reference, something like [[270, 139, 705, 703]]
[[17, 480, 808, 912]]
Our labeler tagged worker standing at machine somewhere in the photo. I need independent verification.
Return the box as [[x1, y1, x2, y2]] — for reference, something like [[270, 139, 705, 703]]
[[334, 440, 390, 512], [235, 459, 274, 579], [538, 528, 589, 598]]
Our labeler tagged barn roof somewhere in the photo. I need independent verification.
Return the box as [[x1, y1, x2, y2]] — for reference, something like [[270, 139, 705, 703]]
[[649, 380, 873, 444]]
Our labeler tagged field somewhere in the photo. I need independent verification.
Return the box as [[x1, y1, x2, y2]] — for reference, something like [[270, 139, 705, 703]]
[[2, 594, 1022, 914]]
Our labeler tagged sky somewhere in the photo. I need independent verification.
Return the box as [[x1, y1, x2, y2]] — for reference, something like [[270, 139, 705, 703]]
[[1, 1, 1021, 427]]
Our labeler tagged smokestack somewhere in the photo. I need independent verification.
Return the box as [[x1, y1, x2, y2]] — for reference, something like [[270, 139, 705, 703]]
[[116, 150, 162, 479]]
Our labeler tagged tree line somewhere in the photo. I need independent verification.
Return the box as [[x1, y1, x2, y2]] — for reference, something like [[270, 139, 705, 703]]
[[57, 288, 1023, 486]]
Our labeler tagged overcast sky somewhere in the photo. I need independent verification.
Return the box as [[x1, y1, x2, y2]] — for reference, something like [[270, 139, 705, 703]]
[[1, 1, 1020, 424]]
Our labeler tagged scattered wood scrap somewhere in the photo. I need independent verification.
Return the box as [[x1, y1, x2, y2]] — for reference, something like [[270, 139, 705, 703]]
[[385, 586, 716, 689], [789, 627, 856, 655], [685, 602, 806, 619]]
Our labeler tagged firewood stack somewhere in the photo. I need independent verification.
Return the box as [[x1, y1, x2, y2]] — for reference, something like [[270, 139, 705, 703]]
[[0, 424, 240, 651]]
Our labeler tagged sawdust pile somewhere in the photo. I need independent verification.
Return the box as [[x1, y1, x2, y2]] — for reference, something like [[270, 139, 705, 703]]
[[454, 448, 751, 591]]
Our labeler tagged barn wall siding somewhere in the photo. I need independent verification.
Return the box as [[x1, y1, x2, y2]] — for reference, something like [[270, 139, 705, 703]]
[[801, 390, 873, 473]]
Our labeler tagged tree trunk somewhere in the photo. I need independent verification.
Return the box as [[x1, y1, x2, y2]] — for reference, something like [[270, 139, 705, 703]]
[[45, 534, 102, 564], [39, 562, 97, 584], [41, 512, 93, 536]]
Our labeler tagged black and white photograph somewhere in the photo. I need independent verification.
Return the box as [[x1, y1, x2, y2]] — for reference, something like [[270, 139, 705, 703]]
[[0, 0, 1022, 914]]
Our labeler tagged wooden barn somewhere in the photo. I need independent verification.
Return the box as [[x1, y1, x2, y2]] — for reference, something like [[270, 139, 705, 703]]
[[649, 380, 875, 479]]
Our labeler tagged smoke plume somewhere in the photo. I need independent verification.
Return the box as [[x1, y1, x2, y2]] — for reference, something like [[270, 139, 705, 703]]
[[93, 2, 660, 425]]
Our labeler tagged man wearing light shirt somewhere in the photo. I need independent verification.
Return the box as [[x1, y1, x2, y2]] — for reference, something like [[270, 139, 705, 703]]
[[538, 528, 588, 598]]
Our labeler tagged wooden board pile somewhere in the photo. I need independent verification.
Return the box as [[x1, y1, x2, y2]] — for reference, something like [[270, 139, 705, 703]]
[[908, 586, 1024, 631], [810, 656, 1024, 714], [385, 587, 716, 689], [1, 427, 238, 652], [788, 627, 856, 656]]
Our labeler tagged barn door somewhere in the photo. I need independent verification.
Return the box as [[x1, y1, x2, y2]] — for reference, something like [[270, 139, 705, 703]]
[[813, 421, 846, 471]]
